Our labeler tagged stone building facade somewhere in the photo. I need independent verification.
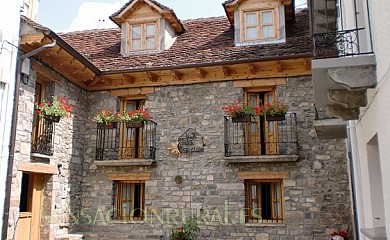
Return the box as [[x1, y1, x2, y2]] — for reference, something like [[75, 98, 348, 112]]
[[8, 64, 86, 239], [76, 77, 352, 240], [7, 0, 354, 239]]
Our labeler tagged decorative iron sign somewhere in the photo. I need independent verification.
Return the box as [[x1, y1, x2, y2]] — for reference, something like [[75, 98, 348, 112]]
[[178, 128, 205, 153]]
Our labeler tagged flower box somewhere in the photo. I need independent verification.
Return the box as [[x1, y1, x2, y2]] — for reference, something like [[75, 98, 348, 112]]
[[97, 122, 118, 129], [266, 115, 285, 121], [232, 115, 251, 123], [44, 115, 61, 123], [126, 121, 144, 128]]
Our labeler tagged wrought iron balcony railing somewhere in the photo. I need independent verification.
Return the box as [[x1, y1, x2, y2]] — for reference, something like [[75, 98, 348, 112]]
[[224, 113, 298, 157], [310, 0, 373, 59], [95, 120, 157, 161], [313, 28, 373, 59], [31, 116, 56, 156]]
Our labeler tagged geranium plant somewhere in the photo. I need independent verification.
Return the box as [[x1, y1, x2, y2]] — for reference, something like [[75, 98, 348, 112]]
[[331, 231, 349, 240], [35, 96, 74, 118], [254, 100, 288, 117], [170, 219, 199, 240], [117, 109, 153, 122], [93, 110, 118, 125], [221, 102, 254, 118]]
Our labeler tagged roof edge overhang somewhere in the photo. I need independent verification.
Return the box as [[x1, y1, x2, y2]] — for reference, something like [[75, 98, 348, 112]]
[[20, 16, 101, 75], [100, 53, 312, 75]]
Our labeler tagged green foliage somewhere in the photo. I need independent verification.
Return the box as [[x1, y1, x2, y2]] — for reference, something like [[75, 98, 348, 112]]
[[35, 96, 73, 118], [170, 219, 200, 240]]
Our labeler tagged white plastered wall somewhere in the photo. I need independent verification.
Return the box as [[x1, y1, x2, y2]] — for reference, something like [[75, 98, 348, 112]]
[[351, 0, 390, 238], [0, 0, 23, 232]]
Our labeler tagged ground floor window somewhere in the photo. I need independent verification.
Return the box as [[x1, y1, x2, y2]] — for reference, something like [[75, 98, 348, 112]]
[[245, 180, 283, 223], [113, 181, 145, 221]]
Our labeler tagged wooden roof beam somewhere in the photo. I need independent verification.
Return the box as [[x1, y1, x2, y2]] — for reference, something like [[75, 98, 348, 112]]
[[247, 63, 258, 75], [171, 70, 182, 81], [122, 74, 135, 84], [221, 66, 233, 77], [304, 58, 311, 71], [20, 34, 45, 45], [145, 72, 158, 82], [195, 68, 206, 79], [276, 61, 283, 72]]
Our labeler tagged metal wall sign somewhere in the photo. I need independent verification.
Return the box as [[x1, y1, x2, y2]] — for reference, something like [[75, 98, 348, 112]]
[[178, 128, 204, 153]]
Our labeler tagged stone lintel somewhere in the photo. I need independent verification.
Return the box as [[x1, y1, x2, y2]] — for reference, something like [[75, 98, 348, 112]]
[[107, 173, 152, 181], [238, 171, 290, 180], [224, 155, 299, 164], [18, 162, 57, 174], [95, 159, 156, 167]]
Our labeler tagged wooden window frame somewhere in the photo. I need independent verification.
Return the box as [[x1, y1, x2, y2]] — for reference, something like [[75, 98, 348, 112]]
[[245, 179, 284, 223], [127, 21, 159, 52], [242, 8, 279, 42], [113, 181, 145, 221], [245, 90, 279, 155], [32, 81, 45, 148], [119, 99, 145, 159]]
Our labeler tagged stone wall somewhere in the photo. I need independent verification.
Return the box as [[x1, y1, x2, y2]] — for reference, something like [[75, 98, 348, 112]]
[[7, 66, 87, 239], [77, 77, 352, 240]]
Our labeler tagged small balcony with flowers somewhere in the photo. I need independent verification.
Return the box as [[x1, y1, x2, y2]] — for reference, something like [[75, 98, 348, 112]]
[[93, 109, 157, 167], [222, 101, 298, 164], [32, 96, 74, 157]]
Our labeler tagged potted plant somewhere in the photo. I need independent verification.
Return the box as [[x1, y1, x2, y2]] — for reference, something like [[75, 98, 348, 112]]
[[254, 100, 288, 121], [35, 96, 74, 122], [170, 218, 199, 240], [118, 109, 153, 128], [174, 175, 183, 184], [330, 231, 349, 240], [93, 109, 118, 129], [221, 101, 254, 122]]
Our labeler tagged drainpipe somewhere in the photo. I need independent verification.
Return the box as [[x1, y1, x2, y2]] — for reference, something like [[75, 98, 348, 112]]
[[1, 39, 57, 240], [346, 121, 360, 240]]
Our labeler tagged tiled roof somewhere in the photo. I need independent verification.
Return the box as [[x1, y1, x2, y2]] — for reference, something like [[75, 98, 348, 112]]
[[60, 9, 312, 73]]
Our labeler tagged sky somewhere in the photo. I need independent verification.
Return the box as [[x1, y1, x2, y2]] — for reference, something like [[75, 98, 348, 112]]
[[37, 0, 307, 33]]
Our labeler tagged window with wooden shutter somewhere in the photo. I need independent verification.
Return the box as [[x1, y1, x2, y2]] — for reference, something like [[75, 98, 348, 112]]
[[113, 181, 145, 221], [245, 180, 283, 223], [119, 99, 145, 159], [245, 91, 279, 155]]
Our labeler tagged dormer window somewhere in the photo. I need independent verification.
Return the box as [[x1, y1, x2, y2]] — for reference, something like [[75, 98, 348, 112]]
[[129, 23, 157, 51], [110, 0, 184, 56], [244, 10, 276, 42], [224, 0, 293, 46]]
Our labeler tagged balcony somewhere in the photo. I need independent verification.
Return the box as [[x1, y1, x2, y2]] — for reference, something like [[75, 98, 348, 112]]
[[310, 0, 376, 139], [95, 121, 157, 166], [224, 113, 299, 163], [31, 116, 56, 156]]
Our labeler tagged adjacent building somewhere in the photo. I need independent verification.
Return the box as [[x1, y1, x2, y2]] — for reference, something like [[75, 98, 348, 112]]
[[0, 0, 39, 237], [310, 0, 388, 239], [7, 0, 355, 239]]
